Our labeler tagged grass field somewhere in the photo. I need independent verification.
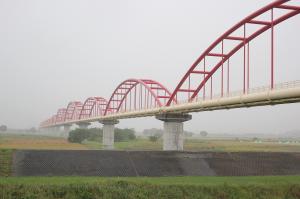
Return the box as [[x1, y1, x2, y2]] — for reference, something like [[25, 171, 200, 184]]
[[84, 138, 300, 152], [1, 133, 300, 198], [0, 134, 87, 150], [1, 133, 300, 152], [1, 175, 300, 186], [1, 176, 300, 199], [0, 149, 13, 176]]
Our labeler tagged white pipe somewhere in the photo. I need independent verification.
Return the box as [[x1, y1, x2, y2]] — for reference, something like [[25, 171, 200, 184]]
[[42, 86, 300, 128]]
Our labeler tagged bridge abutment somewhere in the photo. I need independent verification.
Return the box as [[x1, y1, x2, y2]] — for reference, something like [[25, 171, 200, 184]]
[[99, 120, 119, 150], [156, 113, 192, 151]]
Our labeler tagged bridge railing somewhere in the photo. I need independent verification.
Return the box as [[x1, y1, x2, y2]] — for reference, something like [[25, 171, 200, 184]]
[[176, 80, 300, 104]]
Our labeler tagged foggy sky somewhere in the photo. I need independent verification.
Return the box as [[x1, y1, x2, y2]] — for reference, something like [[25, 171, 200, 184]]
[[0, 0, 299, 134]]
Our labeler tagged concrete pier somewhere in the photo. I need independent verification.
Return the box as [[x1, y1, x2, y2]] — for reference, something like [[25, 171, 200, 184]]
[[156, 113, 192, 151], [63, 124, 71, 132], [50, 126, 62, 137], [53, 126, 60, 132], [61, 124, 71, 138], [99, 120, 119, 150]]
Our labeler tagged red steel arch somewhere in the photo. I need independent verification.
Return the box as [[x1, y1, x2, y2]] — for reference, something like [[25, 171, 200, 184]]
[[167, 0, 300, 105], [40, 116, 54, 127], [50, 115, 57, 125], [79, 97, 108, 119], [48, 117, 54, 126], [104, 79, 175, 115], [64, 101, 83, 121], [55, 108, 67, 124]]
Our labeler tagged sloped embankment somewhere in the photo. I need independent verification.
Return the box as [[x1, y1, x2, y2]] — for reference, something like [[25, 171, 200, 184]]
[[12, 150, 300, 176]]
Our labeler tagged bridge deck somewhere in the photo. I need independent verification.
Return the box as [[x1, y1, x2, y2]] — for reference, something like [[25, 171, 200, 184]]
[[43, 81, 300, 127]]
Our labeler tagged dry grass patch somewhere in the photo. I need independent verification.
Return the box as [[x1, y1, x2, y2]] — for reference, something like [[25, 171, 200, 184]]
[[0, 134, 87, 150]]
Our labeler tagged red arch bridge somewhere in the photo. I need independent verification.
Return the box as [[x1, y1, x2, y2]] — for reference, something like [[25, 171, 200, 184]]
[[40, 0, 300, 150]]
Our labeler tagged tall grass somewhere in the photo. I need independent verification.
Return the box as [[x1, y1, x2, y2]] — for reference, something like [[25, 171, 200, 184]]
[[1, 180, 300, 199], [0, 149, 13, 176]]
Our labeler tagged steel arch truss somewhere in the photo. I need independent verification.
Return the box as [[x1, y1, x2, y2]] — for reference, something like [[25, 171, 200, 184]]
[[105, 79, 175, 115], [55, 108, 67, 123], [79, 97, 108, 119], [64, 101, 83, 121], [44, 115, 57, 126], [167, 0, 300, 105], [40, 115, 56, 127]]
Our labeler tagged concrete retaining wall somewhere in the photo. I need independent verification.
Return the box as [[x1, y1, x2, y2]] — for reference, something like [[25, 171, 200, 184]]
[[13, 150, 300, 176]]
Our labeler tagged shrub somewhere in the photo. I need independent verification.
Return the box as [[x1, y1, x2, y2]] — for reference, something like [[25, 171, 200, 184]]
[[67, 128, 136, 143], [200, 131, 208, 137], [68, 129, 90, 143], [86, 128, 103, 142], [0, 125, 7, 132], [143, 128, 163, 137], [114, 128, 136, 142], [149, 135, 159, 142]]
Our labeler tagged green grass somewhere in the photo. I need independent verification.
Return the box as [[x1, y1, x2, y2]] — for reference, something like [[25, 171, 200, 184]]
[[1, 176, 300, 185], [82, 138, 300, 152], [0, 133, 87, 150], [0, 149, 13, 176], [82, 140, 103, 149], [1, 134, 300, 198], [1, 133, 300, 152], [1, 176, 300, 199], [0, 133, 58, 140]]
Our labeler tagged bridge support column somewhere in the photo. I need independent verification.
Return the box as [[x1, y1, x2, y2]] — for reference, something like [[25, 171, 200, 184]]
[[53, 126, 60, 132], [156, 113, 192, 151], [62, 124, 71, 138], [99, 120, 119, 150], [63, 124, 71, 132], [43, 127, 51, 136], [52, 126, 61, 137], [46, 127, 53, 134], [77, 122, 90, 129]]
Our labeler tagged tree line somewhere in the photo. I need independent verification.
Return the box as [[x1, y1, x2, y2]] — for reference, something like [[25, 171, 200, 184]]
[[68, 128, 136, 143]]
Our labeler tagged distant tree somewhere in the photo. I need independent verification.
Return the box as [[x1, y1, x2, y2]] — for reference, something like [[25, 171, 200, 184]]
[[184, 131, 194, 137], [29, 127, 37, 133], [200, 131, 208, 137], [68, 128, 136, 143], [114, 128, 136, 142], [149, 135, 159, 142], [68, 129, 90, 143], [0, 125, 7, 132], [86, 128, 103, 142], [143, 128, 163, 137]]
